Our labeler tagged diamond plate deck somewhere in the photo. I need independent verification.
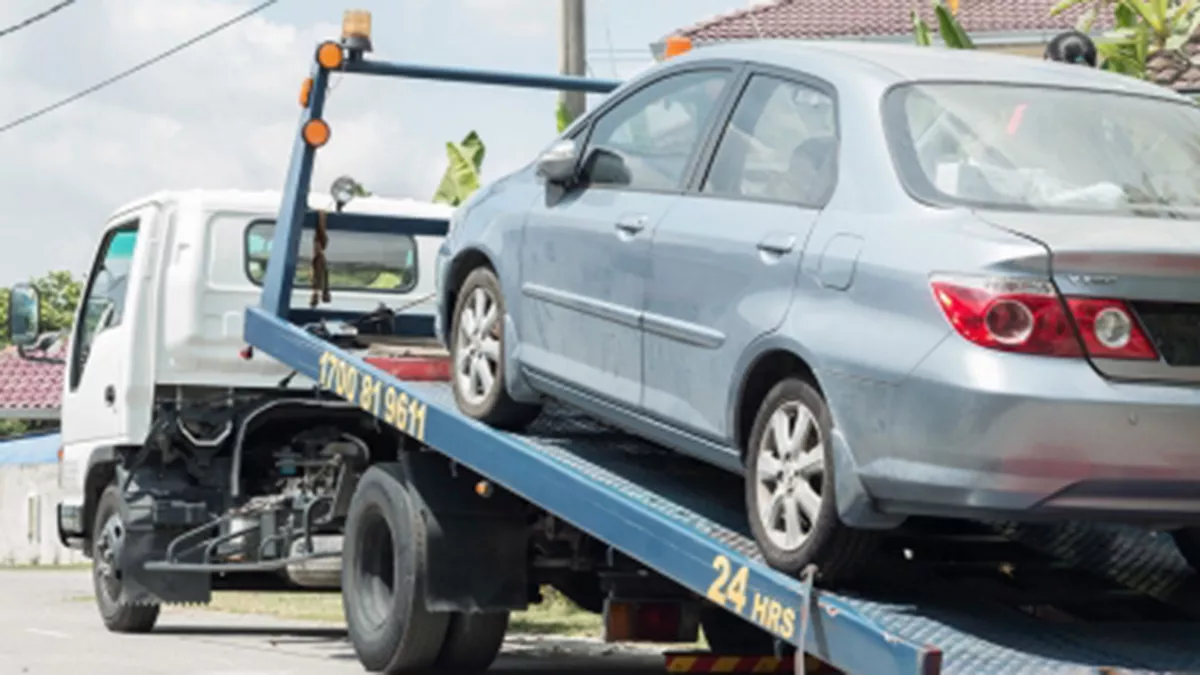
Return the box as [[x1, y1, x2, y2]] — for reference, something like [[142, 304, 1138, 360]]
[[409, 382, 1200, 675]]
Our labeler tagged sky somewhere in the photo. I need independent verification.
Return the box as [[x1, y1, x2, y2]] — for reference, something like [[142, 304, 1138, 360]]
[[0, 0, 743, 284]]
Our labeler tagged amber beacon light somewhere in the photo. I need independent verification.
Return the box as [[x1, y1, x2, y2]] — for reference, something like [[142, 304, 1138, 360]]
[[341, 9, 373, 53]]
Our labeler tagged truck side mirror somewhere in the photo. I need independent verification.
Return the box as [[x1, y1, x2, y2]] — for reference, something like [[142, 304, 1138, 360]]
[[8, 282, 40, 348]]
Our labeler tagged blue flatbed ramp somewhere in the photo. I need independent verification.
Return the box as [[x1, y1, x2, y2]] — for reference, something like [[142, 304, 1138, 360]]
[[246, 309, 1200, 675]]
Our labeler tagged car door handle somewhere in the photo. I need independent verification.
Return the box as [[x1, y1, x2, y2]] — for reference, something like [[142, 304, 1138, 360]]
[[757, 235, 797, 255], [103, 385, 116, 406], [615, 214, 648, 235]]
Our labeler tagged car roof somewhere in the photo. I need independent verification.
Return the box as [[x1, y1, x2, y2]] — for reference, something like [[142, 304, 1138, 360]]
[[679, 40, 1188, 102]]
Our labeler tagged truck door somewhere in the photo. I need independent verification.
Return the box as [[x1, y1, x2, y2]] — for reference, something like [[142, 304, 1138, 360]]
[[61, 205, 157, 455]]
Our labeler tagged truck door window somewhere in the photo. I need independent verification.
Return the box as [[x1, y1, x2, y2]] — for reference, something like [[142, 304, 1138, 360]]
[[245, 220, 418, 293], [69, 224, 138, 391]]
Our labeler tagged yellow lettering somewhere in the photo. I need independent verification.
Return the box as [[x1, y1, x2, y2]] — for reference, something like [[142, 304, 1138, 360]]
[[359, 375, 379, 415], [766, 600, 783, 634], [409, 398, 427, 441], [395, 392, 409, 430], [706, 555, 731, 605], [726, 565, 749, 613], [383, 387, 398, 425], [751, 592, 770, 625], [779, 607, 796, 640]]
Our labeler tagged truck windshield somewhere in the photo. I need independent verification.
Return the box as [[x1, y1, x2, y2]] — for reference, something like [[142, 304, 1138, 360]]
[[884, 82, 1200, 217], [245, 220, 417, 293]]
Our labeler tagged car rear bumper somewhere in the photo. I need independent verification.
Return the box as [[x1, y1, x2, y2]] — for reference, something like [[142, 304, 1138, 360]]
[[858, 337, 1200, 524]]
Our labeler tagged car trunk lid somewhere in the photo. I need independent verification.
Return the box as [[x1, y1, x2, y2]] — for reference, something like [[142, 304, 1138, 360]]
[[978, 211, 1200, 384]]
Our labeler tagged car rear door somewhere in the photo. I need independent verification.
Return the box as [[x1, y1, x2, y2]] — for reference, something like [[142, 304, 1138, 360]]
[[519, 65, 739, 406], [642, 69, 839, 442]]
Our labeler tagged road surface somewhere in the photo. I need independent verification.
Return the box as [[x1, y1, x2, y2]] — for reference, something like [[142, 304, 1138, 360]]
[[0, 570, 666, 675]]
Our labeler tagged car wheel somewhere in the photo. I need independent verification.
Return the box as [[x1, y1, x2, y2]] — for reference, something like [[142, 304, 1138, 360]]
[[450, 266, 541, 430], [92, 485, 160, 633], [744, 378, 878, 584]]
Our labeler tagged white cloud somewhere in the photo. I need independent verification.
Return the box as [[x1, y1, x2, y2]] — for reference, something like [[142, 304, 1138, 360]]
[[0, 0, 444, 283]]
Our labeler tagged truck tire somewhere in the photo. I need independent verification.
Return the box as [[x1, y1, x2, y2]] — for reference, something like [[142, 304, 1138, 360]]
[[435, 611, 510, 672], [92, 485, 160, 633], [450, 266, 541, 431], [744, 378, 878, 584], [342, 463, 449, 673]]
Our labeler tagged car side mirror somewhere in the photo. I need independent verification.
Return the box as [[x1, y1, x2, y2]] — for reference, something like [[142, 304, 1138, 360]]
[[536, 140, 580, 185], [581, 146, 632, 187], [8, 282, 40, 348]]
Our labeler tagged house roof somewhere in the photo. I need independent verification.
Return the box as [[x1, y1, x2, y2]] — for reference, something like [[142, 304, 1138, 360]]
[[672, 0, 1111, 43], [0, 347, 63, 418]]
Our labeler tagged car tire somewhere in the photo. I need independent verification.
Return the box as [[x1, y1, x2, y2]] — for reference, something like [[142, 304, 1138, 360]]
[[744, 378, 878, 584], [1171, 527, 1200, 571], [342, 463, 450, 673], [92, 485, 160, 633], [450, 266, 541, 430]]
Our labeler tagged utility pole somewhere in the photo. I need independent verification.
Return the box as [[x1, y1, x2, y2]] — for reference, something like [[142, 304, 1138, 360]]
[[559, 0, 587, 122]]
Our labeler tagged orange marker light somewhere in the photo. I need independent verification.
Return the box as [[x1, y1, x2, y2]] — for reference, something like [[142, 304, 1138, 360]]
[[299, 77, 313, 107], [316, 41, 345, 70], [664, 35, 693, 59], [302, 119, 331, 147]]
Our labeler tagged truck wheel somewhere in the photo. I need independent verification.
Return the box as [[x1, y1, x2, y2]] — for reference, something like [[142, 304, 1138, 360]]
[[342, 463, 449, 673], [1171, 527, 1200, 571], [435, 611, 509, 672], [450, 266, 541, 430], [744, 378, 877, 584], [92, 485, 160, 633]]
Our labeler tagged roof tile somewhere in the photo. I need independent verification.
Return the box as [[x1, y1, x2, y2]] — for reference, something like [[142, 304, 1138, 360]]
[[673, 0, 1111, 42], [0, 347, 64, 412]]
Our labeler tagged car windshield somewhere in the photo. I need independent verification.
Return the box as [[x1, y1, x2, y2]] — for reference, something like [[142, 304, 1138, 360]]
[[885, 82, 1200, 217]]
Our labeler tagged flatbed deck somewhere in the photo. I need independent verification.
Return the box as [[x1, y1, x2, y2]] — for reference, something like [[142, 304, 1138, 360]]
[[247, 308, 1200, 675]]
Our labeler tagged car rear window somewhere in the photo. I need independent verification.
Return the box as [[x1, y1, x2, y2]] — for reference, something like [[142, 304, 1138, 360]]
[[244, 220, 417, 293], [883, 82, 1200, 217]]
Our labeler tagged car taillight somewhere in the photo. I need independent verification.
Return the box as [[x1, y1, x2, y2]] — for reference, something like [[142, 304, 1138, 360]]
[[929, 275, 1158, 361], [930, 275, 1081, 356], [1064, 297, 1157, 360]]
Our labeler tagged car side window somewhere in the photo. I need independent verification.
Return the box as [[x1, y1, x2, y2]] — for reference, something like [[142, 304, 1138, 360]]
[[702, 74, 838, 207], [581, 69, 733, 192], [69, 224, 138, 390]]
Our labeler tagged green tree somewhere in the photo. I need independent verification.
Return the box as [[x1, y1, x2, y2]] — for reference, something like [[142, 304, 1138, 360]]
[[912, 1, 977, 48], [556, 100, 577, 133], [432, 131, 486, 207], [1050, 0, 1200, 79]]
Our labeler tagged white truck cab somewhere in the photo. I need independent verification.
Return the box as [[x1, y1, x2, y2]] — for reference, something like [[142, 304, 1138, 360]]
[[10, 188, 449, 567]]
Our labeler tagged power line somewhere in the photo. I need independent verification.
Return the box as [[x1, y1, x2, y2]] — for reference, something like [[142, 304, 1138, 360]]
[[0, 0, 76, 40], [0, 0, 280, 135]]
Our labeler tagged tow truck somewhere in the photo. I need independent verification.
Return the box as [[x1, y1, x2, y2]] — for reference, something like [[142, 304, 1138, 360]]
[[15, 10, 1200, 675]]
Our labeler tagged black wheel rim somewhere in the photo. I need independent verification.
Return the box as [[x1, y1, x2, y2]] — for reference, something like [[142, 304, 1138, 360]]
[[356, 504, 396, 629], [94, 513, 124, 604]]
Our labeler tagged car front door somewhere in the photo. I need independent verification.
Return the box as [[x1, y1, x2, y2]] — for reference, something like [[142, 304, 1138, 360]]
[[519, 66, 737, 406], [643, 71, 839, 445]]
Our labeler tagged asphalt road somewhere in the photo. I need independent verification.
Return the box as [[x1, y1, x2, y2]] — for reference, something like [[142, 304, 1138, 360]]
[[0, 570, 666, 675]]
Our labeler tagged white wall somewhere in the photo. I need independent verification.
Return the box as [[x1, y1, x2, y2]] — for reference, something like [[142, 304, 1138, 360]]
[[0, 463, 84, 566]]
